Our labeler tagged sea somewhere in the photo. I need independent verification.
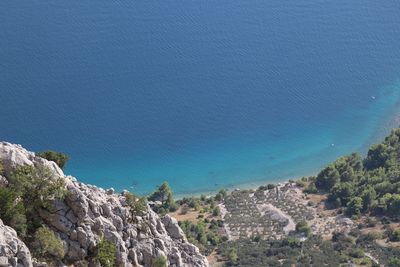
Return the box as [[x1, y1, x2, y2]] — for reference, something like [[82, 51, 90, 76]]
[[1, 0, 400, 196]]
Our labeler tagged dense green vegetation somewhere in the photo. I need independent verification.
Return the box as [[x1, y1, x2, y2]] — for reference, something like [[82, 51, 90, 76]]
[[308, 129, 400, 218], [37, 150, 70, 170], [217, 129, 400, 266], [179, 218, 227, 255], [94, 237, 116, 267], [33, 226, 65, 263], [218, 232, 392, 267], [0, 165, 66, 237], [0, 164, 66, 263]]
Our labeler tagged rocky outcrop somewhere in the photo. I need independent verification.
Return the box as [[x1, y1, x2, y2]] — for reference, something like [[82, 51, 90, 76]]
[[0, 219, 33, 267], [0, 142, 208, 267]]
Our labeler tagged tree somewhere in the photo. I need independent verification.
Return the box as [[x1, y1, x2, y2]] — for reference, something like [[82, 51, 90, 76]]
[[94, 238, 116, 267], [364, 144, 393, 170], [387, 194, 400, 218], [148, 182, 177, 212], [346, 197, 363, 216], [335, 153, 363, 182], [329, 182, 354, 206], [37, 150, 69, 170], [360, 186, 377, 212], [315, 165, 340, 191]]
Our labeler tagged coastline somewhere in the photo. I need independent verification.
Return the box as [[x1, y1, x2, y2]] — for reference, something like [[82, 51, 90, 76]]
[[174, 88, 400, 199]]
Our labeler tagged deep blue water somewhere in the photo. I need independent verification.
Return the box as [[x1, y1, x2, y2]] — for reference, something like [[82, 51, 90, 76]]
[[1, 0, 400, 196]]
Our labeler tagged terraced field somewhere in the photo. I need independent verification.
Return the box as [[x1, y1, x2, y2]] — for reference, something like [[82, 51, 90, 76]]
[[220, 183, 353, 240]]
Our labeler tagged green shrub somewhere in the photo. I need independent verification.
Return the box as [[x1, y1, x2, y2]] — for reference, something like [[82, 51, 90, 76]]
[[295, 221, 311, 236], [215, 189, 227, 201], [9, 165, 66, 211], [33, 226, 65, 261], [0, 187, 27, 237], [348, 248, 364, 258], [386, 227, 400, 242], [94, 238, 116, 267], [267, 184, 276, 189], [295, 180, 306, 187], [304, 183, 318, 194], [188, 197, 201, 210], [152, 256, 167, 267], [388, 257, 400, 267], [36, 150, 69, 170], [1, 165, 66, 237], [253, 234, 261, 242], [125, 192, 148, 219], [227, 248, 238, 264], [212, 206, 220, 216], [346, 197, 363, 216]]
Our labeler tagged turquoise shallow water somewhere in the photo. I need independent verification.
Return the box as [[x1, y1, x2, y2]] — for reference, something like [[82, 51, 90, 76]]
[[1, 0, 400, 196]]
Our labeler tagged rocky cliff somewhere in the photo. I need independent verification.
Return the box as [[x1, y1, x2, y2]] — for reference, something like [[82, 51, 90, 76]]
[[0, 142, 208, 267]]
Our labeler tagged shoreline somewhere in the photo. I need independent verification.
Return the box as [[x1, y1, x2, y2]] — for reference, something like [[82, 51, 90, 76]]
[[68, 83, 400, 199], [174, 101, 400, 199]]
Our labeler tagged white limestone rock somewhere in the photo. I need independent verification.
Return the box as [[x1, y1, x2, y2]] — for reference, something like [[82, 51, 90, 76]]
[[0, 142, 209, 267], [0, 219, 33, 267]]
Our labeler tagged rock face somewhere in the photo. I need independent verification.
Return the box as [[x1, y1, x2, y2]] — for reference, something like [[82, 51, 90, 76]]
[[0, 219, 33, 267], [0, 142, 208, 267]]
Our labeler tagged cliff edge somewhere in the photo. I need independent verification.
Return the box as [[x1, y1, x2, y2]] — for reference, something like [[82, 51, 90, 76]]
[[0, 142, 208, 267]]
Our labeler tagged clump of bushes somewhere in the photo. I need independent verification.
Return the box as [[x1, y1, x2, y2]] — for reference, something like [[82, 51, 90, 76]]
[[0, 164, 67, 264], [0, 165, 66, 238], [179, 218, 226, 255]]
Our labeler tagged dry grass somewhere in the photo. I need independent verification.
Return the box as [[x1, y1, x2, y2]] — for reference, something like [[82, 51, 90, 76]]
[[169, 206, 222, 224], [207, 250, 226, 267], [169, 209, 201, 224]]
